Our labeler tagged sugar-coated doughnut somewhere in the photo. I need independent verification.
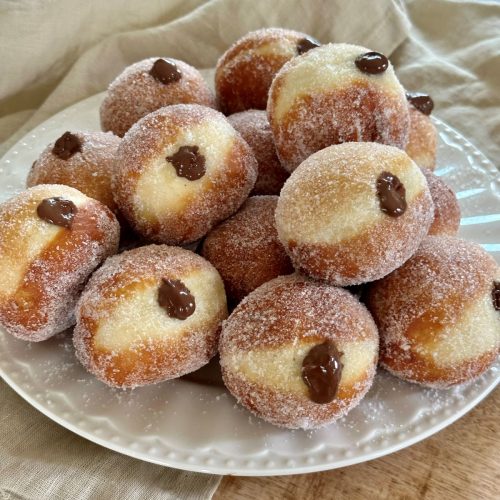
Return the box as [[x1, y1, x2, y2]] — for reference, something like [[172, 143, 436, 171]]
[[27, 131, 120, 211], [0, 185, 120, 341], [113, 104, 258, 245], [227, 110, 289, 195], [422, 169, 460, 236], [74, 245, 227, 388], [216, 28, 321, 115], [219, 275, 379, 429], [100, 57, 215, 137], [405, 92, 437, 171], [367, 236, 500, 388], [268, 43, 410, 172], [275, 142, 434, 286], [202, 196, 293, 305]]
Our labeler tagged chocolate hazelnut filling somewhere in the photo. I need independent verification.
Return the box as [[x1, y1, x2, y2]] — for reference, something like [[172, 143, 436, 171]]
[[158, 278, 196, 320], [406, 92, 434, 115], [492, 281, 500, 311], [355, 51, 389, 74], [376, 171, 407, 217], [296, 37, 320, 55], [37, 197, 77, 229], [302, 340, 343, 404], [52, 132, 81, 160], [150, 58, 182, 85], [167, 145, 206, 180]]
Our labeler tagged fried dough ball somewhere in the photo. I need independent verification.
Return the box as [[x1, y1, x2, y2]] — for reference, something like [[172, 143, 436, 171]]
[[220, 275, 379, 429], [0, 184, 119, 341], [74, 245, 227, 388], [216, 28, 321, 114], [367, 236, 500, 388], [275, 142, 434, 285]]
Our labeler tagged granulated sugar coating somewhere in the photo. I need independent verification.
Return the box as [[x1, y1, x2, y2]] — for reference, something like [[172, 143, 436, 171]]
[[219, 274, 379, 429], [227, 110, 289, 195], [422, 169, 461, 236], [100, 57, 215, 137], [27, 131, 121, 211], [0, 184, 120, 342], [405, 105, 438, 171], [216, 28, 318, 115], [276, 142, 434, 286], [367, 236, 500, 388], [74, 245, 227, 389], [268, 43, 409, 172], [113, 104, 257, 245], [202, 196, 293, 305]]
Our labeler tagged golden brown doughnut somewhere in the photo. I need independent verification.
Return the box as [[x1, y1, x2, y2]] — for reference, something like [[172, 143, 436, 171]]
[[27, 131, 120, 211], [201, 196, 293, 305], [0, 184, 120, 341], [268, 43, 410, 172], [227, 110, 289, 195], [405, 98, 437, 171], [113, 104, 257, 245], [74, 245, 227, 388], [220, 275, 379, 429], [215, 28, 320, 115], [100, 57, 215, 137], [422, 169, 461, 236], [366, 236, 500, 388], [275, 142, 434, 286]]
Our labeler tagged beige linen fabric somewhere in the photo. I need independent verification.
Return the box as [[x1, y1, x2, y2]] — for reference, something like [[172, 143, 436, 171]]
[[0, 0, 410, 155], [0, 382, 221, 500], [392, 0, 500, 163], [0, 0, 499, 499]]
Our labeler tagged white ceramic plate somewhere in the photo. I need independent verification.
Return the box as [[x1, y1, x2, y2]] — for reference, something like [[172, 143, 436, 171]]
[[0, 93, 499, 476]]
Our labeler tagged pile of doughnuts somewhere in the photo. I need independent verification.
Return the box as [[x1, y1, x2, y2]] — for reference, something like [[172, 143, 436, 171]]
[[1, 28, 498, 430]]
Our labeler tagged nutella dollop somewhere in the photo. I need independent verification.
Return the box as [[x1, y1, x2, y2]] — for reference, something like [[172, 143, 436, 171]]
[[52, 132, 81, 160], [376, 171, 407, 217], [492, 281, 500, 311], [150, 58, 182, 85], [301, 340, 343, 404], [355, 51, 389, 75], [167, 145, 206, 181], [158, 278, 196, 320], [406, 92, 434, 116], [296, 37, 321, 55], [37, 197, 77, 229]]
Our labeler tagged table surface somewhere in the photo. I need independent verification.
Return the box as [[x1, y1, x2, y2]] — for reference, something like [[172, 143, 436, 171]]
[[213, 388, 499, 500]]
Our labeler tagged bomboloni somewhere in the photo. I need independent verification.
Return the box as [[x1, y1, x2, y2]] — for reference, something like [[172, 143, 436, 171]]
[[228, 110, 289, 195], [423, 169, 461, 236], [27, 131, 121, 212], [0, 184, 119, 341], [113, 104, 258, 245], [267, 43, 410, 172], [202, 196, 293, 305], [100, 57, 215, 137], [405, 92, 437, 171], [74, 245, 227, 388], [219, 275, 379, 429], [216, 28, 321, 115], [275, 142, 434, 286], [367, 236, 500, 388]]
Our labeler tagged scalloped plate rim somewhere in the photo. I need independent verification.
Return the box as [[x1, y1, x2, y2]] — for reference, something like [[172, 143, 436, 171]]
[[0, 92, 498, 476]]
